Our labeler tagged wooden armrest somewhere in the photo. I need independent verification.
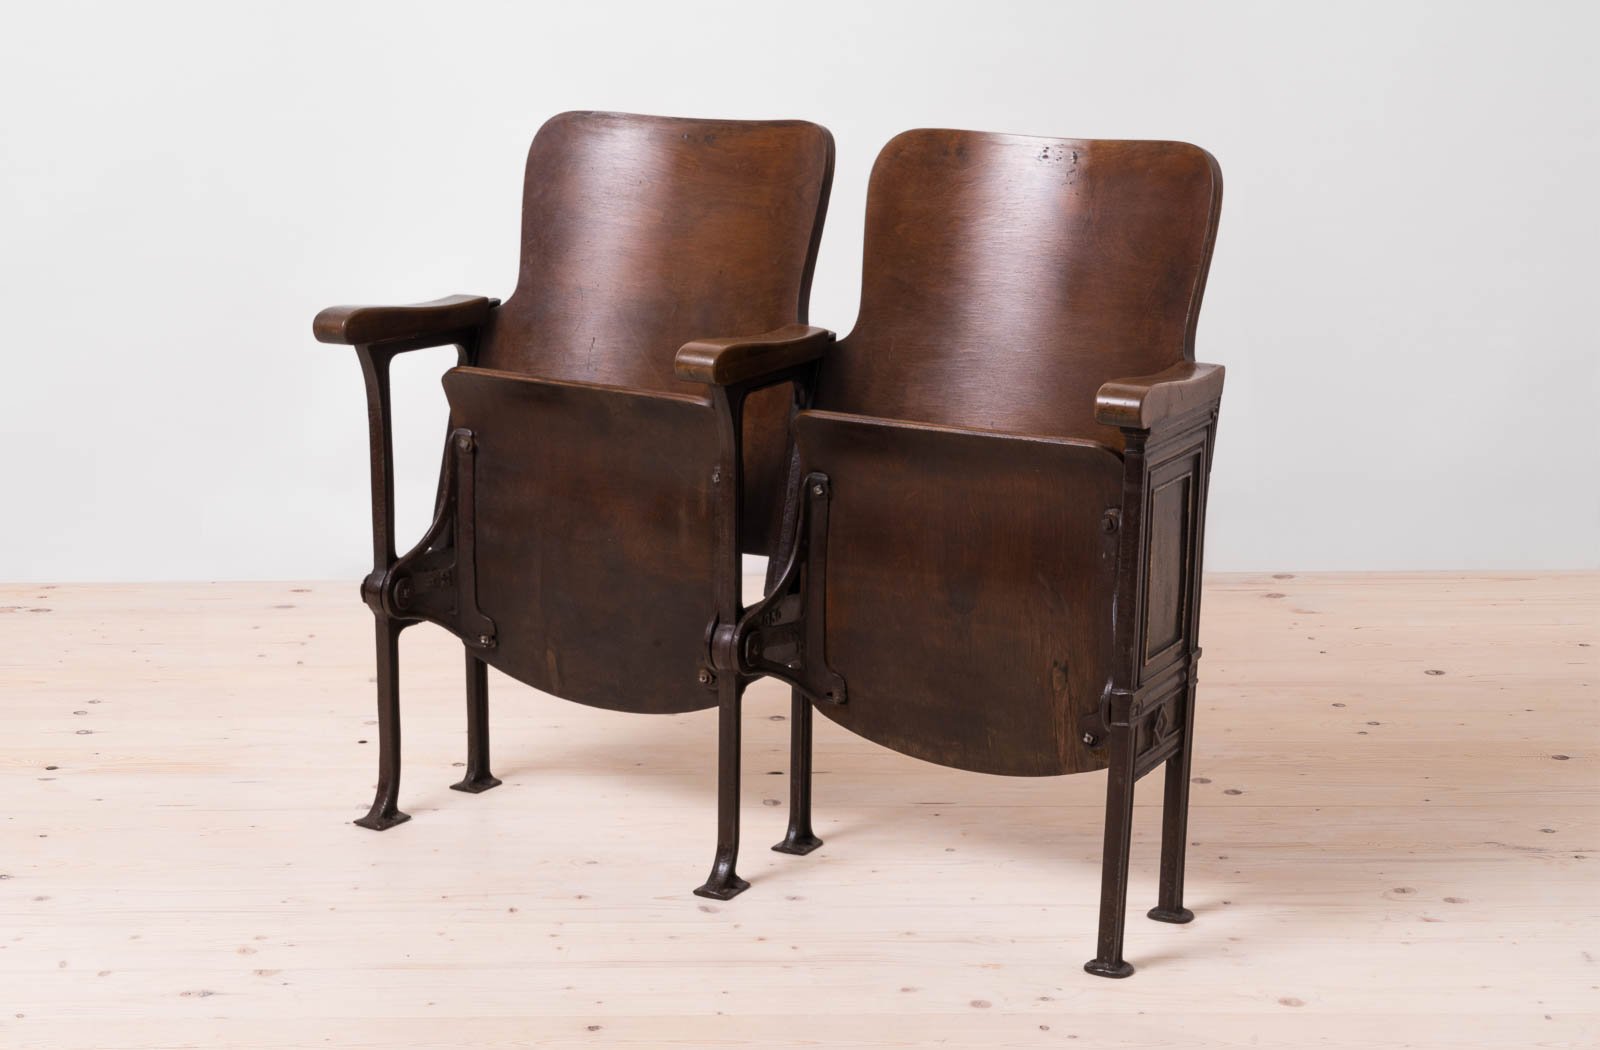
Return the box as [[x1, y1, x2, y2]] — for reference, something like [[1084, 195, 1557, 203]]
[[1095, 361, 1225, 430], [313, 294, 497, 346], [674, 324, 834, 386]]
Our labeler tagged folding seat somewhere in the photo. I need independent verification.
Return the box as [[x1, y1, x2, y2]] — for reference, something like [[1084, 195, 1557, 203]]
[[312, 112, 836, 866], [691, 130, 1225, 976]]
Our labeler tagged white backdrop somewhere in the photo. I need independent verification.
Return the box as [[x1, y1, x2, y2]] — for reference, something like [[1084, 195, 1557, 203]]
[[2, 0, 1596, 581]]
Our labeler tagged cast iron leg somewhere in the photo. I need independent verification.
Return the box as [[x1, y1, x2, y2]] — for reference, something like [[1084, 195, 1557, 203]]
[[695, 677, 750, 900], [1152, 768, 1203, 921], [354, 616, 410, 831], [450, 651, 502, 794], [1084, 722, 1138, 978], [772, 688, 822, 854], [1148, 728, 1195, 923]]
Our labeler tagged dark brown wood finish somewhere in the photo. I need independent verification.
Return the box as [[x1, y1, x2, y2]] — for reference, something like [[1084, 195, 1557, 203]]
[[814, 132, 1220, 447], [442, 370, 720, 713], [479, 112, 835, 555], [313, 295, 496, 346], [722, 130, 1225, 978], [796, 411, 1123, 776], [313, 113, 835, 837], [675, 324, 833, 385]]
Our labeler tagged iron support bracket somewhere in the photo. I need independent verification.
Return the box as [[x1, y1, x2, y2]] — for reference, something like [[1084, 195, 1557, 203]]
[[706, 472, 847, 705], [362, 427, 497, 650]]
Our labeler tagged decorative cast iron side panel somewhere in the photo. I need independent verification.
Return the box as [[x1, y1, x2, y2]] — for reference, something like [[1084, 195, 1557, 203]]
[[1136, 416, 1210, 681], [1143, 473, 1192, 660]]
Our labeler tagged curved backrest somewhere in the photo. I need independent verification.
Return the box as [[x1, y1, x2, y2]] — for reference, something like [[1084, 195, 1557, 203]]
[[816, 131, 1221, 445], [477, 111, 835, 391]]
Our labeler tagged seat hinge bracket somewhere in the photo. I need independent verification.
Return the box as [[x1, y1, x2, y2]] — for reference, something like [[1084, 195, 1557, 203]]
[[705, 472, 846, 705], [363, 427, 497, 650]]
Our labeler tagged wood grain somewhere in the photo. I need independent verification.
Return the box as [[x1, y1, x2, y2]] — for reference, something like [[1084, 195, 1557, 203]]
[[477, 112, 835, 556], [814, 131, 1220, 448], [1, 573, 1595, 1048]]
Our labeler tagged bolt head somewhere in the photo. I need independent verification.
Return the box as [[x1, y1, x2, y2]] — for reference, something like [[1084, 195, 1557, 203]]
[[697, 668, 714, 685], [811, 483, 825, 496], [477, 634, 493, 647], [1081, 732, 1099, 746]]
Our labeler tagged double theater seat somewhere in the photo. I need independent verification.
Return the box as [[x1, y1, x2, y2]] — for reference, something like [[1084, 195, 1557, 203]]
[[314, 111, 1225, 979]]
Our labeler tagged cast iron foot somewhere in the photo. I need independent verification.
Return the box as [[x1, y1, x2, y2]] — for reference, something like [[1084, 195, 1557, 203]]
[[1147, 905, 1195, 924], [354, 807, 411, 831], [694, 871, 750, 901], [1083, 958, 1135, 979], [771, 831, 823, 855], [450, 773, 503, 794]]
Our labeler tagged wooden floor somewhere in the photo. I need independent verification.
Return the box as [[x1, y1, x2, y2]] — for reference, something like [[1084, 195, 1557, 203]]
[[1, 574, 1595, 1048]]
